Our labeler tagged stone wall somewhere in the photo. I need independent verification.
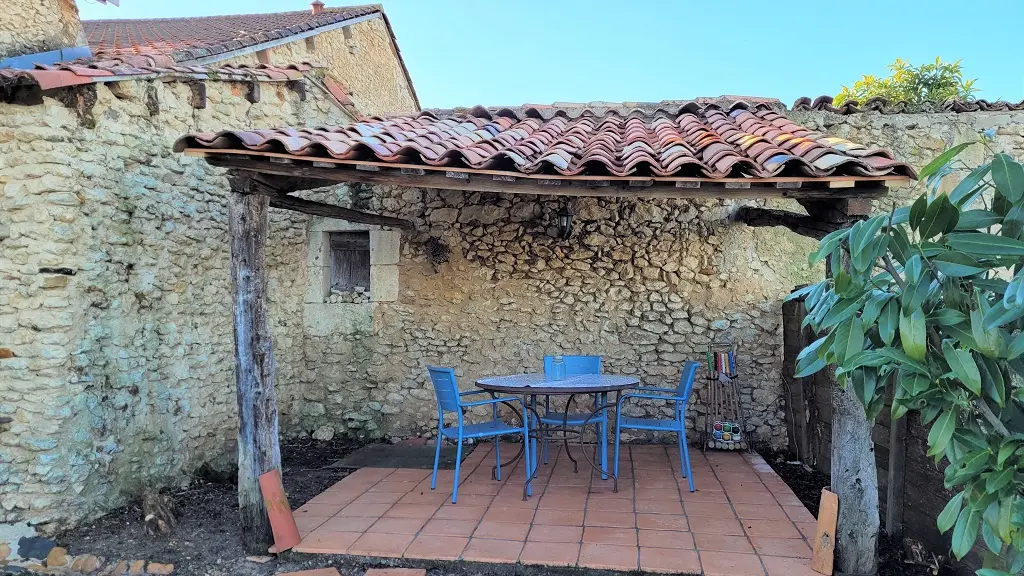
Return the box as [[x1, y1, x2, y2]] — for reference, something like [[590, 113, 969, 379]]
[[0, 0, 86, 59], [222, 15, 418, 117], [3, 99, 1023, 533], [0, 78, 353, 529]]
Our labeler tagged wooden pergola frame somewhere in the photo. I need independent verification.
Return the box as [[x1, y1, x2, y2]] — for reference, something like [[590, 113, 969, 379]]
[[193, 147, 908, 552]]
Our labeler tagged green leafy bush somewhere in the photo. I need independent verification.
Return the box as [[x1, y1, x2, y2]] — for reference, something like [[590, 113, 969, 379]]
[[834, 57, 978, 107], [790, 140, 1023, 574]]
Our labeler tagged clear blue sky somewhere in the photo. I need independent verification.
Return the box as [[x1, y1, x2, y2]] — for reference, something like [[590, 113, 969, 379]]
[[77, 0, 1024, 109]]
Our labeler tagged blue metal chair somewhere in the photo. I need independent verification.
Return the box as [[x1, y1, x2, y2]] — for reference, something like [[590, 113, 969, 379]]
[[427, 365, 532, 503], [613, 360, 700, 492], [536, 355, 608, 477]]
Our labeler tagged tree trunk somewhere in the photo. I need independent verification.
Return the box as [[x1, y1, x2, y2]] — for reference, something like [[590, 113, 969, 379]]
[[831, 383, 880, 575], [228, 181, 281, 554], [828, 250, 880, 575]]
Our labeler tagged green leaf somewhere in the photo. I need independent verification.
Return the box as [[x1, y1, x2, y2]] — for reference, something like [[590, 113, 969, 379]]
[[810, 228, 848, 266], [942, 341, 981, 395], [927, 407, 958, 458], [909, 194, 928, 231], [929, 309, 967, 326], [951, 505, 981, 560], [1009, 333, 1024, 360], [835, 316, 865, 364], [992, 152, 1024, 202], [901, 309, 928, 362], [950, 164, 991, 207], [955, 209, 1002, 231], [899, 372, 931, 399], [889, 225, 912, 264], [985, 468, 1014, 492], [862, 291, 891, 325], [879, 300, 898, 345], [785, 283, 819, 303], [983, 300, 1024, 331], [946, 449, 991, 486], [932, 251, 987, 277], [997, 441, 1017, 468], [876, 347, 931, 375], [975, 569, 1010, 576], [978, 355, 1006, 407], [937, 490, 964, 533], [819, 297, 863, 329], [946, 232, 1024, 257], [980, 518, 1003, 555], [919, 193, 959, 239], [998, 496, 1013, 541], [919, 142, 974, 180]]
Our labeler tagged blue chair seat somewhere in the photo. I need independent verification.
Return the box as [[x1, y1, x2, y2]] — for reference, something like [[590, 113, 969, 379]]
[[441, 420, 524, 438], [537, 411, 603, 426], [619, 417, 682, 431]]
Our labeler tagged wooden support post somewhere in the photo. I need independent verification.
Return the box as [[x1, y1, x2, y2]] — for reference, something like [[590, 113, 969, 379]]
[[228, 175, 282, 554], [886, 404, 907, 538]]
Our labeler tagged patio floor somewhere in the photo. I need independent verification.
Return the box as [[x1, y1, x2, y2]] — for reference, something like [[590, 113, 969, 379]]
[[289, 443, 821, 576]]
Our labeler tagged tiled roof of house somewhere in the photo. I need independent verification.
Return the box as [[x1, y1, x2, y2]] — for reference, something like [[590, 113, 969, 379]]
[[174, 99, 916, 180], [83, 4, 380, 61], [792, 95, 1024, 114]]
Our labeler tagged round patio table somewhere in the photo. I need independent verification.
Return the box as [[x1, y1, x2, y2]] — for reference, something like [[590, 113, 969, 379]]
[[475, 373, 639, 494]]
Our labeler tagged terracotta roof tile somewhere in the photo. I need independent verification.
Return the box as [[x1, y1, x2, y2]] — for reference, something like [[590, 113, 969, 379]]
[[174, 100, 916, 180], [792, 95, 1024, 114], [83, 5, 381, 61]]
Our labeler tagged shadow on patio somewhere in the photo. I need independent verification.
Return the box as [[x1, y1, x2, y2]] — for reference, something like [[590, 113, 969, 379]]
[[288, 442, 820, 576]]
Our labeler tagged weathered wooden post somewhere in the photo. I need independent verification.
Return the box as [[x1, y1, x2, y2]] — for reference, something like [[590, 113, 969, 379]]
[[227, 173, 281, 553]]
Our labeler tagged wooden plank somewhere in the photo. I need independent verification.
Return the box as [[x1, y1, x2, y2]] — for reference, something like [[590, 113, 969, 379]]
[[227, 178, 281, 554], [205, 155, 891, 201], [886, 408, 908, 538], [811, 488, 839, 575]]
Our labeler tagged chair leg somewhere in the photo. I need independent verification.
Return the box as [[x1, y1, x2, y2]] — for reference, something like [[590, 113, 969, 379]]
[[431, 430, 443, 490], [522, 426, 533, 498], [600, 393, 608, 480], [613, 409, 622, 478], [494, 437, 502, 481], [681, 428, 695, 493], [677, 428, 687, 478], [452, 437, 464, 504]]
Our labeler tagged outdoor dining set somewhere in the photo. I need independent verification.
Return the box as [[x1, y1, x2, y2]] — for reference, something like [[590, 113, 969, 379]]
[[426, 356, 701, 503]]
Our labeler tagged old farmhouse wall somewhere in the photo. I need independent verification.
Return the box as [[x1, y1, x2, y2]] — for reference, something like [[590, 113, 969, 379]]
[[3, 90, 1024, 533]]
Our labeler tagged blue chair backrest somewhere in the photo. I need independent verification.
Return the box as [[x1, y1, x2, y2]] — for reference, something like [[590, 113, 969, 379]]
[[677, 360, 700, 402], [427, 365, 460, 413], [544, 355, 602, 377]]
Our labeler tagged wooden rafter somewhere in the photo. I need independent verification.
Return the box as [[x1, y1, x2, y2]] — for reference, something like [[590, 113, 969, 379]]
[[197, 152, 898, 201]]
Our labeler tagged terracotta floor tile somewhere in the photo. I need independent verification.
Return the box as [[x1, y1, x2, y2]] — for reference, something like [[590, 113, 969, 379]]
[[305, 491, 359, 506], [527, 524, 583, 543], [698, 551, 766, 576], [681, 490, 730, 503], [446, 494, 494, 507], [351, 491, 406, 505], [294, 501, 346, 517], [585, 497, 634, 513], [403, 534, 468, 561], [460, 538, 524, 563], [533, 509, 583, 526], [688, 515, 745, 535], [538, 494, 588, 510], [346, 532, 415, 558], [636, 489, 676, 501], [338, 503, 391, 518], [582, 526, 638, 546], [578, 543, 639, 571], [519, 541, 581, 567], [294, 516, 330, 535], [459, 481, 504, 496], [319, 515, 377, 532], [369, 481, 421, 493], [774, 494, 805, 507], [345, 468, 397, 482], [367, 517, 426, 534], [420, 518, 478, 537], [734, 504, 788, 520], [685, 501, 735, 517], [433, 505, 487, 521], [750, 536, 812, 558], [795, 521, 817, 539], [473, 521, 530, 540], [481, 506, 535, 524], [784, 505, 816, 523], [584, 510, 635, 528], [639, 547, 702, 574], [387, 469, 431, 482], [638, 529, 695, 549], [743, 518, 800, 539], [760, 555, 822, 576], [693, 533, 755, 554], [636, 499, 684, 515], [637, 513, 689, 531], [726, 491, 778, 505], [292, 529, 360, 554], [384, 503, 440, 518], [397, 491, 449, 506]]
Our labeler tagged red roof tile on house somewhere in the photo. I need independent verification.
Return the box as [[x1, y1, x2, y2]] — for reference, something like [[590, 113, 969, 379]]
[[83, 4, 381, 61], [174, 100, 916, 180]]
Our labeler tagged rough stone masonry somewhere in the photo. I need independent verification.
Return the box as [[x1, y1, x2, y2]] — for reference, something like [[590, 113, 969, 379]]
[[2, 76, 1023, 535]]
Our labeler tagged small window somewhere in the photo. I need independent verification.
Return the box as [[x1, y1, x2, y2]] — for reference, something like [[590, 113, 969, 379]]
[[330, 231, 370, 292]]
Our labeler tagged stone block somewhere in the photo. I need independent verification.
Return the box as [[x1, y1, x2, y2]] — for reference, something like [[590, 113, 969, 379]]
[[304, 267, 330, 304], [370, 265, 398, 302], [306, 231, 328, 266], [369, 230, 401, 265]]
